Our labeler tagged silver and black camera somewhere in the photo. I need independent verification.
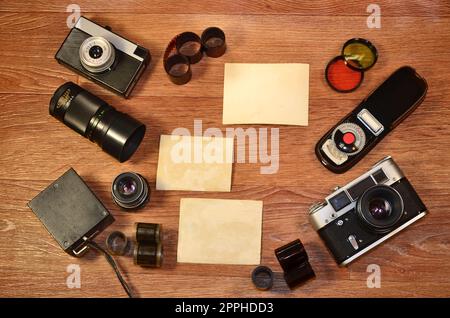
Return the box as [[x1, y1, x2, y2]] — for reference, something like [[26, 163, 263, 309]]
[[309, 156, 427, 266], [55, 16, 151, 98]]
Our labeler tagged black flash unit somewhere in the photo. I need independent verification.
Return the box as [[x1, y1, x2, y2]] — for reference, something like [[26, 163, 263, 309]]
[[316, 66, 428, 173]]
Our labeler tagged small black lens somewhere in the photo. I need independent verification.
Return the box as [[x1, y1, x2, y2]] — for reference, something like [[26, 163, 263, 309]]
[[112, 172, 150, 210], [89, 45, 103, 59], [357, 185, 404, 234], [49, 82, 146, 162], [118, 177, 137, 196], [368, 198, 392, 220]]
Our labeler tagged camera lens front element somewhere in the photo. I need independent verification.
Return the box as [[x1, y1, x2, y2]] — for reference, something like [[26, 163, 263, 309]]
[[357, 185, 404, 234], [368, 198, 392, 220], [79, 36, 115, 73], [118, 178, 138, 196], [89, 45, 103, 59], [112, 172, 150, 210]]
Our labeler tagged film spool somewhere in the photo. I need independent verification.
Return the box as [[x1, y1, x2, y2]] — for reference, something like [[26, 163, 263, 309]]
[[105, 231, 129, 256], [164, 27, 226, 85], [175, 32, 203, 64], [201, 27, 226, 58], [251, 266, 274, 291], [164, 53, 192, 85]]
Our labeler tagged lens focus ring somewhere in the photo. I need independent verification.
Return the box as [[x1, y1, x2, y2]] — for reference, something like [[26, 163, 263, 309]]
[[79, 36, 115, 73]]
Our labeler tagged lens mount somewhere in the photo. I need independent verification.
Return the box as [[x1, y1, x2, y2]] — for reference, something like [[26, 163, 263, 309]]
[[112, 172, 150, 210], [356, 185, 404, 234], [79, 36, 115, 73]]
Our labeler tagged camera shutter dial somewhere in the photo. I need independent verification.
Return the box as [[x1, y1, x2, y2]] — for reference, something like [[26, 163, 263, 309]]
[[79, 36, 116, 73], [332, 122, 366, 155]]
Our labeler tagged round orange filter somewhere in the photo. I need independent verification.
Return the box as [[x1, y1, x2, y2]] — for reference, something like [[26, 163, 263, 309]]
[[325, 56, 364, 93]]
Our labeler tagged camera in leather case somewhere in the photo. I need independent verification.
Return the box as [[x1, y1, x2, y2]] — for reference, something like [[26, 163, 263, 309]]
[[309, 156, 427, 266]]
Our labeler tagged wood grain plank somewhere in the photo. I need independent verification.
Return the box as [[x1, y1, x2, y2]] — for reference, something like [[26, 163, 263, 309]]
[[0, 14, 450, 101], [0, 0, 449, 17]]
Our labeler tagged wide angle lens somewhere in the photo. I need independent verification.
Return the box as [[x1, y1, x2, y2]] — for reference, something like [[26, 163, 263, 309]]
[[111, 172, 150, 210]]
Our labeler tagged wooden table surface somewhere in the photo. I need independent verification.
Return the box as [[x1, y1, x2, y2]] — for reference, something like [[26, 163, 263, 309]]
[[0, 0, 449, 298]]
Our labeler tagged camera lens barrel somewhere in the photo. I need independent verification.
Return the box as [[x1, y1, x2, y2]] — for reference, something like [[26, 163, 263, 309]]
[[49, 82, 146, 162], [111, 172, 150, 210]]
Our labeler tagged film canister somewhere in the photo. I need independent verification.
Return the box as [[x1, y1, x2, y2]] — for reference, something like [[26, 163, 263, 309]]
[[175, 32, 203, 64], [164, 27, 226, 85], [164, 54, 192, 85], [275, 239, 315, 289]]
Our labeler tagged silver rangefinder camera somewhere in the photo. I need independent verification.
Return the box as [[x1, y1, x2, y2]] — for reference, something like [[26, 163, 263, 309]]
[[309, 156, 427, 266]]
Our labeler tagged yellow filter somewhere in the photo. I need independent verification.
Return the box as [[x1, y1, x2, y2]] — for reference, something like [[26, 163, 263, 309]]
[[342, 38, 378, 71]]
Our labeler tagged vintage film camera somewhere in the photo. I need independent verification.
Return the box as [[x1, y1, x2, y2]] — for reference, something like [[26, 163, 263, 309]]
[[309, 156, 427, 266], [55, 16, 151, 97]]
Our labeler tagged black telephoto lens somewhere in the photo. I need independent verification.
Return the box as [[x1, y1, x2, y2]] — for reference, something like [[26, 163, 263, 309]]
[[49, 82, 146, 162], [112, 172, 150, 210]]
